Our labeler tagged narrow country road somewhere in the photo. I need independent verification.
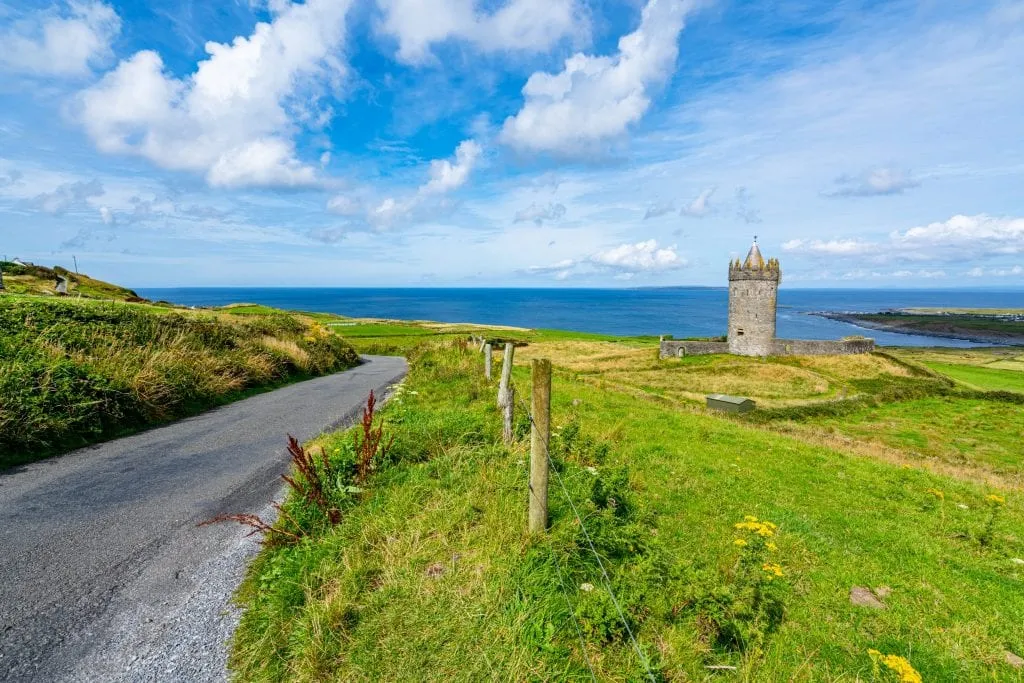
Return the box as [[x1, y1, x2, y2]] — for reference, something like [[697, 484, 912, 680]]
[[0, 355, 407, 682]]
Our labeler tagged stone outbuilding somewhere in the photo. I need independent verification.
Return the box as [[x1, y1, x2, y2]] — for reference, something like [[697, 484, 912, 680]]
[[660, 239, 874, 358]]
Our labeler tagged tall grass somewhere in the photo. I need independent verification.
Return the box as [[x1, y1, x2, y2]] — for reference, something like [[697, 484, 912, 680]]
[[0, 298, 359, 467]]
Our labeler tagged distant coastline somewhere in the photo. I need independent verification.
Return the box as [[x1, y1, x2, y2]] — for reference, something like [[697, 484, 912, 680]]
[[813, 310, 1024, 346]]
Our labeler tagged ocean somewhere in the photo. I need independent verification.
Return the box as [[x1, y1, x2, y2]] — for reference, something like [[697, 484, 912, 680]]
[[135, 287, 1024, 347]]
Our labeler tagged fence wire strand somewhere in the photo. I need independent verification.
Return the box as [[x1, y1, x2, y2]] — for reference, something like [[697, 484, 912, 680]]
[[511, 377, 658, 683]]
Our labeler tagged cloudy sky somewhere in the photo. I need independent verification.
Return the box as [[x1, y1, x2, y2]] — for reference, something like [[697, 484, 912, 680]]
[[1, 0, 1023, 287]]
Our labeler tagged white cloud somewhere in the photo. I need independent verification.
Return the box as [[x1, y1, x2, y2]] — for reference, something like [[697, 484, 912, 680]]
[[375, 0, 583, 64], [77, 0, 353, 188], [0, 1, 120, 77], [782, 238, 878, 256], [680, 187, 714, 217], [890, 214, 1024, 257], [784, 215, 1024, 272], [591, 239, 684, 271], [30, 179, 104, 214], [339, 139, 482, 229], [526, 258, 576, 274], [99, 205, 114, 224], [207, 138, 318, 188], [326, 195, 363, 216], [422, 139, 482, 194], [514, 202, 566, 225], [525, 239, 686, 279], [825, 167, 920, 197], [500, 0, 695, 154], [643, 202, 674, 219]]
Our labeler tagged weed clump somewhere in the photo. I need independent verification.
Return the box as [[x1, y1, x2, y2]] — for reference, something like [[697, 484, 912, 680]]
[[684, 516, 788, 656]]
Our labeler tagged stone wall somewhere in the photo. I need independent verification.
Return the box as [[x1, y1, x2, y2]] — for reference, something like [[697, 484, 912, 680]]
[[770, 338, 875, 355], [727, 275, 779, 356], [659, 340, 730, 358], [659, 338, 874, 358]]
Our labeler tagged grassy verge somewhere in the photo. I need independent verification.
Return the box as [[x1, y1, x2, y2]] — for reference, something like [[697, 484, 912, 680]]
[[232, 340, 1023, 681], [0, 297, 360, 468]]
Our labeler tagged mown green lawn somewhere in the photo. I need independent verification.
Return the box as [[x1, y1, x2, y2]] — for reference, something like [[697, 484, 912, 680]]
[[923, 361, 1024, 393], [232, 343, 1023, 681]]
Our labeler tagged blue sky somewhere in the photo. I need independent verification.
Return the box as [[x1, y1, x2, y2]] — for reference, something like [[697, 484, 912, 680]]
[[1, 0, 1023, 288]]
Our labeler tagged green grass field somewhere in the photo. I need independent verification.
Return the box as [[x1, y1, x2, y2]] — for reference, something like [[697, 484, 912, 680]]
[[921, 362, 1024, 393], [231, 340, 1023, 681]]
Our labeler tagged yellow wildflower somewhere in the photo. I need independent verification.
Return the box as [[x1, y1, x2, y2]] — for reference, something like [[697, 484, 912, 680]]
[[766, 542, 777, 552], [925, 488, 944, 500], [762, 562, 783, 578], [868, 650, 921, 683], [743, 515, 759, 522], [733, 538, 748, 547], [986, 494, 1005, 505], [735, 519, 777, 537]]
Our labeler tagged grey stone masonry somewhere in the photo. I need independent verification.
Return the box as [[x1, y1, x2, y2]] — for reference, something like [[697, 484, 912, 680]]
[[771, 338, 875, 355], [659, 340, 729, 358], [727, 253, 781, 357]]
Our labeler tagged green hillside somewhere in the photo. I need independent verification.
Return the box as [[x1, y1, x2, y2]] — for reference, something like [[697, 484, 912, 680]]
[[0, 297, 360, 468], [0, 261, 139, 300]]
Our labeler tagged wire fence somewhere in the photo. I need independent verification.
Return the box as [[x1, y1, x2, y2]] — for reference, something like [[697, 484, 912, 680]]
[[510, 374, 658, 683]]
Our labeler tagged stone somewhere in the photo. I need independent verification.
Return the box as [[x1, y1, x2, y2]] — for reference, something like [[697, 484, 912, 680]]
[[850, 586, 886, 609], [1011, 558, 1024, 565], [425, 562, 445, 579], [1005, 651, 1024, 668]]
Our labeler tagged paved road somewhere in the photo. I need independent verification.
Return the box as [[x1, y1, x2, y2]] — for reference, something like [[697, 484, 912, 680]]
[[0, 355, 407, 682]]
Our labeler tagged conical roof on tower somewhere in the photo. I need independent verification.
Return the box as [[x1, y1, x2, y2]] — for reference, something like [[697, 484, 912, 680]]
[[743, 238, 765, 270]]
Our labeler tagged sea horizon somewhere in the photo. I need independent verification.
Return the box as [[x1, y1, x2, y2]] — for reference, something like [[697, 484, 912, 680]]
[[136, 286, 1023, 347]]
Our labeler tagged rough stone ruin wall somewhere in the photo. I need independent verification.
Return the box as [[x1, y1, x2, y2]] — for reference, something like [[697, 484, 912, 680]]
[[658, 338, 874, 358], [770, 338, 876, 355], [727, 275, 778, 357]]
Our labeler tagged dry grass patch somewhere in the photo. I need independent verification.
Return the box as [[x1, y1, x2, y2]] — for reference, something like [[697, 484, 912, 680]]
[[260, 336, 312, 371], [516, 341, 654, 373], [608, 362, 832, 404], [787, 352, 912, 379]]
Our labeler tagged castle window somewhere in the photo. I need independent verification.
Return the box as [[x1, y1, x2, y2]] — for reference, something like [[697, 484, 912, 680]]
[[737, 328, 744, 336]]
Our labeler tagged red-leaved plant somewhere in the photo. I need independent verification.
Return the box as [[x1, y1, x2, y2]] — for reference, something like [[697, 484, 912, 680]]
[[355, 389, 394, 485], [201, 391, 392, 543]]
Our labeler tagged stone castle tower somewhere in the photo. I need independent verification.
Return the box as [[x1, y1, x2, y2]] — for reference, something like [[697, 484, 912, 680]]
[[727, 238, 781, 356]]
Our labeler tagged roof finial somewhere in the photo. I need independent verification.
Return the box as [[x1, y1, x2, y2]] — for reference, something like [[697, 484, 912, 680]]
[[753, 234, 758, 243]]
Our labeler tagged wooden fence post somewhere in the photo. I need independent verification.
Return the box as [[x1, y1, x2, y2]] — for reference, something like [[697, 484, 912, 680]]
[[497, 342, 514, 408], [529, 359, 551, 534], [503, 386, 515, 445], [484, 343, 493, 380]]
